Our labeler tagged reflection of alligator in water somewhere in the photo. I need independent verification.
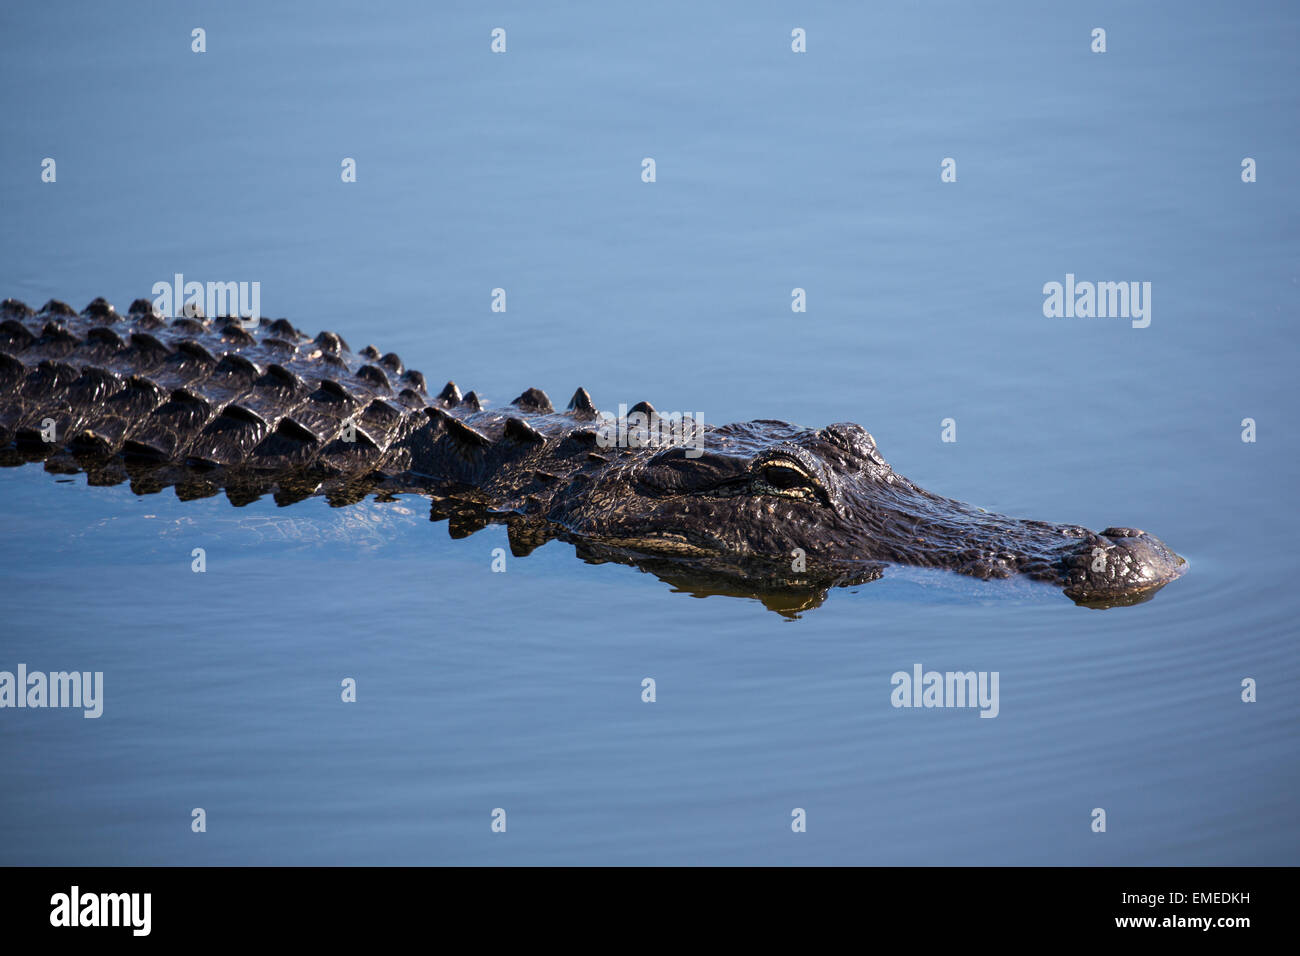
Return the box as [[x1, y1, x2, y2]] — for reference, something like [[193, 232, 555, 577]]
[[0, 297, 1185, 612]]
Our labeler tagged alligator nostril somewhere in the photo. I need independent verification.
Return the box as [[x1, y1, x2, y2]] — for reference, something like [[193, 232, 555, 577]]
[[1102, 527, 1143, 538]]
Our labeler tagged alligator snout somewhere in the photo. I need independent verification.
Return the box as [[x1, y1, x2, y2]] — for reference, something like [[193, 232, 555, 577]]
[[1062, 527, 1186, 607]]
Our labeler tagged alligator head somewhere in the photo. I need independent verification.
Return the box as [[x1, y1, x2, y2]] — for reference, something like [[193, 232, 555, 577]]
[[549, 419, 1185, 610]]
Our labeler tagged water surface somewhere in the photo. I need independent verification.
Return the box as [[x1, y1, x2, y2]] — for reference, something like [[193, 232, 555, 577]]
[[0, 1, 1296, 865]]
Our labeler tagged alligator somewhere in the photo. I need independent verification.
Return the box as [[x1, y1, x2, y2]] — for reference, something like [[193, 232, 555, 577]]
[[0, 296, 1185, 613]]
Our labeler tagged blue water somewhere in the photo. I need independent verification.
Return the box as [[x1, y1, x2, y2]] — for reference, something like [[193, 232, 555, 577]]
[[1, 1, 1296, 864]]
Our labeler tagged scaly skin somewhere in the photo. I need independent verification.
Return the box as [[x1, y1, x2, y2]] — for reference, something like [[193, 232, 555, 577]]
[[0, 296, 1186, 611]]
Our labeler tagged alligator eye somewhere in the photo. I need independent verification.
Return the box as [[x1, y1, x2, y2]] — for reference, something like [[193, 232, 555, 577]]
[[751, 460, 824, 501], [761, 464, 808, 490]]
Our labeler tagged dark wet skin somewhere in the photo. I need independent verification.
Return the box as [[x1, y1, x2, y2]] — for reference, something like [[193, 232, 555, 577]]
[[0, 297, 1186, 614]]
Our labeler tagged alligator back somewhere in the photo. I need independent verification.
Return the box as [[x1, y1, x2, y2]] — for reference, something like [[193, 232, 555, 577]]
[[0, 297, 443, 505]]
